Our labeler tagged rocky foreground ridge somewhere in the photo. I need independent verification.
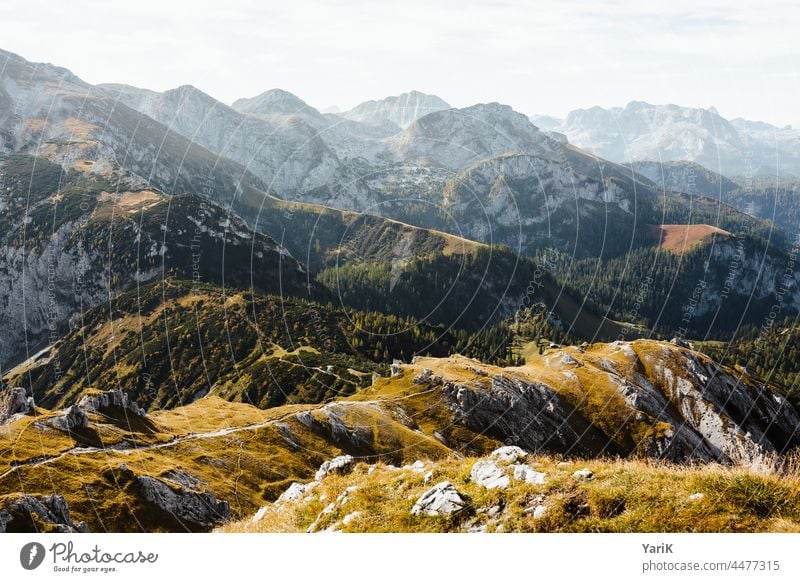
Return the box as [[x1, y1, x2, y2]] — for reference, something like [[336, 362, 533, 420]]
[[1, 340, 799, 532]]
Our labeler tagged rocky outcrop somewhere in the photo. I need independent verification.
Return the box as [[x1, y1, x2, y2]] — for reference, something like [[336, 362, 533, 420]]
[[0, 386, 33, 424], [442, 374, 614, 457], [426, 339, 800, 467], [78, 389, 147, 417], [48, 405, 88, 431], [315, 455, 356, 481], [129, 470, 230, 531], [0, 494, 88, 533]]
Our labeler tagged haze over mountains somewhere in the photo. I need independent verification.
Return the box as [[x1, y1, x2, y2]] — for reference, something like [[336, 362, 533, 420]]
[[3, 46, 800, 533], [532, 101, 800, 177]]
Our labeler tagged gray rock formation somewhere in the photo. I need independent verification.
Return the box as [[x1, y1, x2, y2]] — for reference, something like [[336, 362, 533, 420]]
[[315, 455, 355, 481], [442, 374, 614, 457], [133, 473, 230, 530], [0, 494, 88, 533], [48, 405, 88, 431], [78, 389, 147, 417], [470, 460, 509, 490], [490, 445, 528, 464], [0, 386, 33, 424], [411, 481, 468, 516]]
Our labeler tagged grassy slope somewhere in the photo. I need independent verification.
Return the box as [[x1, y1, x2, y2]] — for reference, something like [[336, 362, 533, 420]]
[[223, 455, 800, 533], [2, 339, 799, 532]]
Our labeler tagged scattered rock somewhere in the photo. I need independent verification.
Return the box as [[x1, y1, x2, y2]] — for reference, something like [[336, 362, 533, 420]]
[[336, 486, 358, 506], [403, 460, 427, 474], [342, 511, 361, 525], [688, 492, 705, 501], [560, 353, 579, 366], [413, 368, 443, 385], [315, 455, 355, 481], [252, 506, 269, 522], [423, 470, 433, 484], [433, 431, 448, 445], [411, 481, 468, 516], [0, 386, 33, 424], [0, 494, 88, 533], [490, 445, 528, 464], [573, 468, 594, 481], [470, 460, 510, 489], [512, 464, 546, 485], [532, 505, 547, 519], [277, 481, 317, 504]]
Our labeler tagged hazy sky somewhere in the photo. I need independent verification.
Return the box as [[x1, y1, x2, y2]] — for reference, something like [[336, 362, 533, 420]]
[[1, 0, 798, 125]]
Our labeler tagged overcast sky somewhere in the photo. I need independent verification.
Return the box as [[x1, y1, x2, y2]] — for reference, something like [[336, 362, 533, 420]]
[[1, 0, 798, 126]]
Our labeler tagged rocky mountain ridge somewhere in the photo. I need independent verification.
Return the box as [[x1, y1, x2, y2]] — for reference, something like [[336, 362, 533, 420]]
[[533, 101, 800, 177]]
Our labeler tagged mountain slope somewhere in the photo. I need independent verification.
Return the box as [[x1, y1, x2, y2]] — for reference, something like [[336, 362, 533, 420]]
[[0, 154, 315, 370], [2, 339, 798, 532], [0, 49, 255, 204]]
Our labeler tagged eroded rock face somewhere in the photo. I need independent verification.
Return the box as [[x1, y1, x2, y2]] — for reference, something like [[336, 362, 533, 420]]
[[133, 473, 230, 531], [78, 389, 147, 417], [430, 340, 800, 467], [0, 386, 33, 424], [48, 405, 88, 431], [0, 494, 88, 533], [441, 375, 614, 457], [411, 482, 468, 516]]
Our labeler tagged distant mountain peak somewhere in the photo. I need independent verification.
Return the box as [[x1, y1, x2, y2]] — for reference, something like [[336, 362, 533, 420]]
[[342, 91, 450, 128], [231, 88, 323, 123]]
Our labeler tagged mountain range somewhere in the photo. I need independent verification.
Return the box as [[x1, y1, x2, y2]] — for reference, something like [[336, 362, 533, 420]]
[[533, 101, 800, 177], [2, 47, 800, 533]]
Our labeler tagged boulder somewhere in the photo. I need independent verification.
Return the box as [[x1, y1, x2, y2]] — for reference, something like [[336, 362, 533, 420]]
[[411, 481, 468, 516], [573, 468, 594, 481], [490, 445, 528, 464], [470, 460, 510, 490], [315, 455, 355, 481], [511, 464, 546, 485]]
